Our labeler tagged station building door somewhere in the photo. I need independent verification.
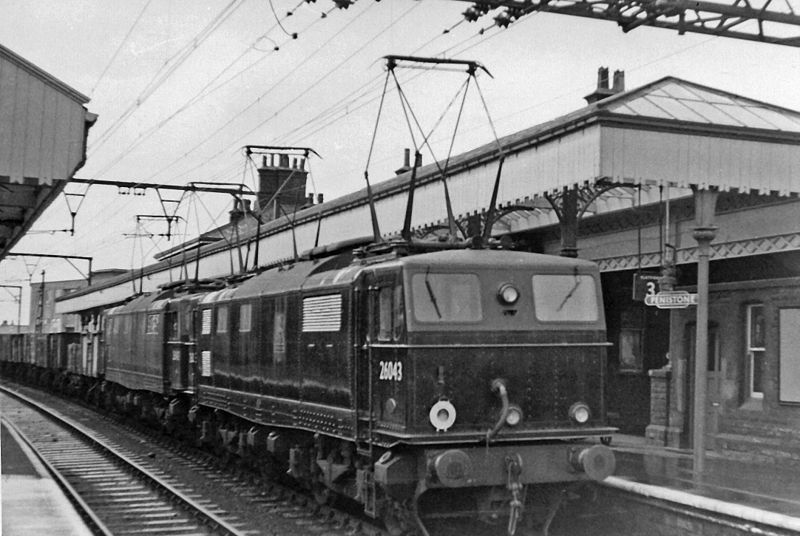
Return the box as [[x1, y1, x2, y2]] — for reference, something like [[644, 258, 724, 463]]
[[602, 270, 671, 434]]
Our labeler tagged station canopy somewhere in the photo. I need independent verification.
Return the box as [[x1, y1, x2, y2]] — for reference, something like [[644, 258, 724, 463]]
[[0, 44, 96, 262], [55, 74, 800, 315]]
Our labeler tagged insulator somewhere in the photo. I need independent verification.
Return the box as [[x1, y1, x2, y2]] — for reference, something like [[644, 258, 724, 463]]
[[494, 11, 512, 28], [463, 6, 481, 22]]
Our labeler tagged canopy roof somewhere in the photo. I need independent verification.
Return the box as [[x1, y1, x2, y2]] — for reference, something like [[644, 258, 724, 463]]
[[0, 44, 96, 262], [609, 80, 800, 132]]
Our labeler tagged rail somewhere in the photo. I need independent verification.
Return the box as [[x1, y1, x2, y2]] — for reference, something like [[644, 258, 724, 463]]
[[0, 385, 248, 536]]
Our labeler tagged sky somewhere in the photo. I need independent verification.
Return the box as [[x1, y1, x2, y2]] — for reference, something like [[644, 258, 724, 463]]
[[0, 0, 799, 325]]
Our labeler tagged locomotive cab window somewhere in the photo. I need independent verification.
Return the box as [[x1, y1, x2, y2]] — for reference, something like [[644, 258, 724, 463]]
[[411, 272, 482, 323], [532, 273, 599, 322], [377, 283, 405, 341]]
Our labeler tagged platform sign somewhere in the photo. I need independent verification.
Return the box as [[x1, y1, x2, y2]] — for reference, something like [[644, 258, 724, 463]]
[[632, 272, 661, 301], [645, 290, 698, 309]]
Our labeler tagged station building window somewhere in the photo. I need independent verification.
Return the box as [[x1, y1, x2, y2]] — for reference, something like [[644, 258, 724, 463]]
[[779, 307, 800, 404], [746, 304, 765, 399], [619, 328, 643, 373]]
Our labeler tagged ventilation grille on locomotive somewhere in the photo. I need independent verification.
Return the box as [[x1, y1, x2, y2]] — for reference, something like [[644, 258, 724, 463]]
[[302, 295, 342, 332]]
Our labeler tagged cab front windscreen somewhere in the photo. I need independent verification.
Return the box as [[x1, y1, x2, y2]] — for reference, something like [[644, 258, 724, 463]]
[[411, 272, 482, 322], [532, 274, 599, 322]]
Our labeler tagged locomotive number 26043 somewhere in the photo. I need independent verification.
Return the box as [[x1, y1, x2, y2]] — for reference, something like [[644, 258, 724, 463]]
[[379, 361, 403, 381]]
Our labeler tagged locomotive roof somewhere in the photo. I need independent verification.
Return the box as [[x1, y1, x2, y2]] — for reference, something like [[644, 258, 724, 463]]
[[198, 249, 599, 304], [394, 248, 599, 271], [204, 252, 360, 303], [107, 292, 167, 315]]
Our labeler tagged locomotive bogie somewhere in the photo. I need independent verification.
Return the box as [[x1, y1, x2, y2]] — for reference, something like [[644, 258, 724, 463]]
[[374, 442, 615, 492]]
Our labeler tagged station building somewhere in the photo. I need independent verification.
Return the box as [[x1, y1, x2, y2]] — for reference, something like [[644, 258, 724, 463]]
[[55, 69, 800, 460]]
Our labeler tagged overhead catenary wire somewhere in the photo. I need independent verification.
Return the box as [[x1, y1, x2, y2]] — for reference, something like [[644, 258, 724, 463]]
[[16, 2, 726, 292], [88, 0, 247, 155], [89, 0, 155, 98], [151, 1, 386, 186], [88, 1, 315, 182], [62, 2, 428, 253], [44, 7, 499, 267]]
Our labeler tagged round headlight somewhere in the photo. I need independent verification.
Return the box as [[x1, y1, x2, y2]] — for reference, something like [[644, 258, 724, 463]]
[[505, 405, 523, 427], [498, 284, 520, 305], [569, 402, 591, 424], [429, 400, 457, 432]]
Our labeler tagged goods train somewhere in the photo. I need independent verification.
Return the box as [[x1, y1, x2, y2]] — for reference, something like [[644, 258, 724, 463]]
[[0, 238, 616, 535]]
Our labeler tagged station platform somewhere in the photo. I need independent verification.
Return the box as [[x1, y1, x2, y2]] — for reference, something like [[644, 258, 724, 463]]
[[605, 434, 800, 532], [1, 418, 93, 536]]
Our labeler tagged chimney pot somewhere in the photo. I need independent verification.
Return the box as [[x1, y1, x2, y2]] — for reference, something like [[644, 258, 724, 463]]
[[317, 193, 324, 204], [395, 148, 413, 175], [585, 66, 617, 104], [597, 67, 609, 90], [612, 70, 625, 92]]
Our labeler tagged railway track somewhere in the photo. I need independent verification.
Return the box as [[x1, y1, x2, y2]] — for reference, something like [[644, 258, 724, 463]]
[[0, 383, 395, 536], [1, 388, 249, 536]]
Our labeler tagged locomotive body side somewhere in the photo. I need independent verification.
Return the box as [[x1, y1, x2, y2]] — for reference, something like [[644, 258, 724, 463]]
[[195, 259, 363, 441], [105, 294, 170, 394]]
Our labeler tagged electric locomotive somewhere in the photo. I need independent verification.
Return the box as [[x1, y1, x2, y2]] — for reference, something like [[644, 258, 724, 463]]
[[173, 240, 616, 535]]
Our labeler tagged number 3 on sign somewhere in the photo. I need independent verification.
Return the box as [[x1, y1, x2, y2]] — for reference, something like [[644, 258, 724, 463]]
[[646, 281, 657, 297], [379, 361, 403, 381]]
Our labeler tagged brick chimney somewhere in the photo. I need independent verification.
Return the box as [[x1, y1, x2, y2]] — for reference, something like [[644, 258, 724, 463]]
[[584, 67, 625, 104], [257, 154, 309, 221]]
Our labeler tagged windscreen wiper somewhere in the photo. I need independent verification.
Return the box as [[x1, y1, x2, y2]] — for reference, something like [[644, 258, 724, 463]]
[[557, 267, 582, 312], [424, 266, 442, 319]]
